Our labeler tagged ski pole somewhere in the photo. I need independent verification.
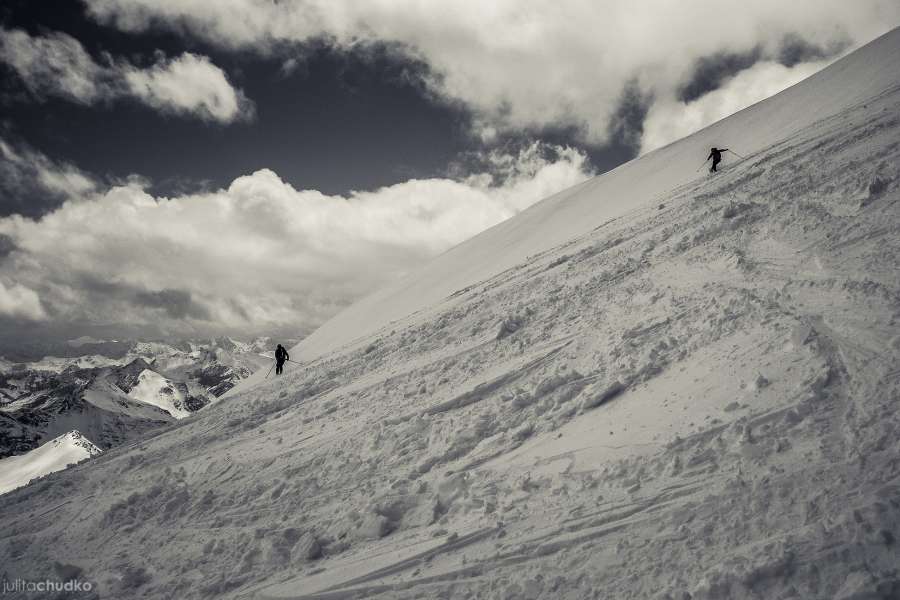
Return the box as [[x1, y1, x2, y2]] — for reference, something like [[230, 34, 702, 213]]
[[264, 363, 274, 379], [258, 353, 301, 365], [696, 161, 708, 172], [727, 149, 746, 159]]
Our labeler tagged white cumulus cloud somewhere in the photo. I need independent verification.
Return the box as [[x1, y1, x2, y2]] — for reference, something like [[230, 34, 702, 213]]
[[123, 52, 255, 122], [0, 28, 104, 103], [82, 0, 900, 144], [0, 144, 591, 337], [0, 280, 47, 321], [0, 27, 253, 124], [641, 59, 833, 153]]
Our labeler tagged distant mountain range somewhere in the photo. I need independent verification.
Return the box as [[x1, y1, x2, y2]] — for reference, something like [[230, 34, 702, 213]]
[[0, 336, 294, 467]]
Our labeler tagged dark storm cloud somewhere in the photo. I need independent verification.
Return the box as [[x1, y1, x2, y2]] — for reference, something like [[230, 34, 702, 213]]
[[777, 33, 849, 67], [677, 48, 763, 104], [0, 233, 16, 260], [677, 33, 852, 106], [70, 274, 209, 320], [607, 80, 654, 154], [134, 288, 210, 320]]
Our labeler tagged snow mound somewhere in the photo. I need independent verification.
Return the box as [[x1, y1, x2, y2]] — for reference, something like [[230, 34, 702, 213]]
[[0, 430, 101, 495]]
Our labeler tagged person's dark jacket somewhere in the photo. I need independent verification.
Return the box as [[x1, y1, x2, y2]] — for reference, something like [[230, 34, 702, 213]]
[[275, 346, 289, 363], [708, 148, 727, 162]]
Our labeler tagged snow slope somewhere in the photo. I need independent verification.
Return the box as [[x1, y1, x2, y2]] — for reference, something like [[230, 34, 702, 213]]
[[0, 431, 100, 495], [1, 27, 899, 600], [287, 26, 900, 364]]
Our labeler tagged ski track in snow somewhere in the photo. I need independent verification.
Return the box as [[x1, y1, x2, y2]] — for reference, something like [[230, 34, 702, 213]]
[[1, 29, 900, 600]]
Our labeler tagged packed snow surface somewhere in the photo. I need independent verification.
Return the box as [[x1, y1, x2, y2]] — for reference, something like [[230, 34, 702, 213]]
[[0, 431, 100, 495], [1, 27, 900, 600]]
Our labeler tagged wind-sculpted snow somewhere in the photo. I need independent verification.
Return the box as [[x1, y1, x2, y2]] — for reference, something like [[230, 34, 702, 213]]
[[1, 27, 900, 600]]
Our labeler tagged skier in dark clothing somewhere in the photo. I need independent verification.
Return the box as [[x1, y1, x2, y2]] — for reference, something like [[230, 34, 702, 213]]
[[706, 147, 728, 172], [274, 344, 289, 375]]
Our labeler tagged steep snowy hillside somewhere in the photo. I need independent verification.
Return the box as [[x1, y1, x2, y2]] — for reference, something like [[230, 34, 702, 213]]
[[0, 430, 101, 495], [285, 25, 900, 364], [1, 28, 899, 600]]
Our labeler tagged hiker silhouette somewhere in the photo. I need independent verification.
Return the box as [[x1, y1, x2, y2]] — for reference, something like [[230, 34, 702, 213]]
[[275, 344, 289, 375], [707, 147, 728, 173]]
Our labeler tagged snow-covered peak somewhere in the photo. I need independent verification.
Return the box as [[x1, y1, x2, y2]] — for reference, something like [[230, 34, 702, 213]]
[[126, 369, 197, 419], [56, 430, 102, 455], [130, 341, 182, 358], [0, 430, 101, 496]]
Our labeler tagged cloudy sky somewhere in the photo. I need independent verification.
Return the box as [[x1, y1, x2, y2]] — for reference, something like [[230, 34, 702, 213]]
[[0, 1, 897, 346]]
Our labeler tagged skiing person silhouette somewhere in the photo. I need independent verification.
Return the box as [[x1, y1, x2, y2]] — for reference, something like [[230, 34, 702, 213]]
[[274, 344, 289, 375], [706, 147, 728, 173]]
